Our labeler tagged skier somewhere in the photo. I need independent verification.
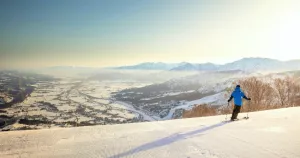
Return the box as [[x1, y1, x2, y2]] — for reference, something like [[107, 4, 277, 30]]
[[227, 85, 251, 121]]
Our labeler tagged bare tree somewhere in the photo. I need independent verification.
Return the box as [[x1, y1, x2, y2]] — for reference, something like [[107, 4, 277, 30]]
[[182, 104, 217, 118], [285, 76, 300, 107], [273, 76, 300, 107], [274, 78, 286, 107], [239, 77, 274, 111]]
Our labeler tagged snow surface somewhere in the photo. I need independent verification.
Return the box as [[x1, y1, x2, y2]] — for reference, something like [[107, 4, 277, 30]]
[[0, 107, 300, 158]]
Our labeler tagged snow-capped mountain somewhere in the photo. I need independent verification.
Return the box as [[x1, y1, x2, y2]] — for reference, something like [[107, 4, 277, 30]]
[[170, 63, 199, 71], [171, 63, 218, 71], [197, 63, 219, 71], [114, 62, 180, 70], [111, 57, 300, 72], [284, 59, 300, 70], [219, 58, 283, 72]]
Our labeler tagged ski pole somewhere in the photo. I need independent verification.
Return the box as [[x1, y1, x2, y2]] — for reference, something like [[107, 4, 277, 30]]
[[246, 100, 250, 119], [225, 102, 229, 121]]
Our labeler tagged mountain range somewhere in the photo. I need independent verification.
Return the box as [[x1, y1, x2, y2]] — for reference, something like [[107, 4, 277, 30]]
[[112, 57, 300, 72]]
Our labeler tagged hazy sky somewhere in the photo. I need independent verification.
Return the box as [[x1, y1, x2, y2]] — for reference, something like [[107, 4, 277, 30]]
[[1, 0, 300, 69]]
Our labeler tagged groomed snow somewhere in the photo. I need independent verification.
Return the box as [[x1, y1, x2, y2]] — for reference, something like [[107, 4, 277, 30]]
[[1, 107, 300, 158]]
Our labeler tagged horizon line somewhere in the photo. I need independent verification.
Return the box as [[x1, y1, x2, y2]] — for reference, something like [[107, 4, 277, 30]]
[[2, 57, 300, 71]]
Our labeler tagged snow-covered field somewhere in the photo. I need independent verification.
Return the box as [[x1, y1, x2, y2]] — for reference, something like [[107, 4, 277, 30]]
[[79, 81, 151, 99], [1, 107, 299, 158], [3, 79, 154, 130]]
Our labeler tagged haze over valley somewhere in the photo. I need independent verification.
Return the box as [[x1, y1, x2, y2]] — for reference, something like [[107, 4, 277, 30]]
[[1, 57, 300, 131]]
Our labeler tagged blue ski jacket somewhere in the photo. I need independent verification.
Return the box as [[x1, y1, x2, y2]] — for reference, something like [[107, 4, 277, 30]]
[[228, 86, 250, 106]]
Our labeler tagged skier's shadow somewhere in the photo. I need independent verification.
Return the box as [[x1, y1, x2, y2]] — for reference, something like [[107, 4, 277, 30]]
[[109, 121, 229, 158]]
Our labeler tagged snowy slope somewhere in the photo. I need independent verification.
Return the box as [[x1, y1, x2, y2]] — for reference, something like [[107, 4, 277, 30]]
[[188, 91, 229, 106], [115, 101, 157, 121], [1, 107, 299, 158], [163, 91, 229, 120]]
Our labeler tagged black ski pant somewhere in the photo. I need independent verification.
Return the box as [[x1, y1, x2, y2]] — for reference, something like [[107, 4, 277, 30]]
[[231, 105, 241, 120]]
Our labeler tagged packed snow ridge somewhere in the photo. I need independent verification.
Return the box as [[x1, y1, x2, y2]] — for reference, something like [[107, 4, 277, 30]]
[[1, 107, 300, 158]]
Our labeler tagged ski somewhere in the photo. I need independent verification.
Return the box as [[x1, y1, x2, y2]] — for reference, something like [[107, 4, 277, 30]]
[[222, 117, 249, 123]]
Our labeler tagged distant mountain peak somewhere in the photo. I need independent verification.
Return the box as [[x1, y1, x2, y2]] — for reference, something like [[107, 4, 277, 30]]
[[110, 57, 300, 72], [171, 63, 198, 71], [113, 62, 181, 70]]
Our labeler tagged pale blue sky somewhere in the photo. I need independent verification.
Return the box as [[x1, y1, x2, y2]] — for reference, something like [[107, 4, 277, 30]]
[[1, 0, 300, 68]]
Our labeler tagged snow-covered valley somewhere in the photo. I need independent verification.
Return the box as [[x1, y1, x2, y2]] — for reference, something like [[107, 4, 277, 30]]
[[1, 68, 300, 131]]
